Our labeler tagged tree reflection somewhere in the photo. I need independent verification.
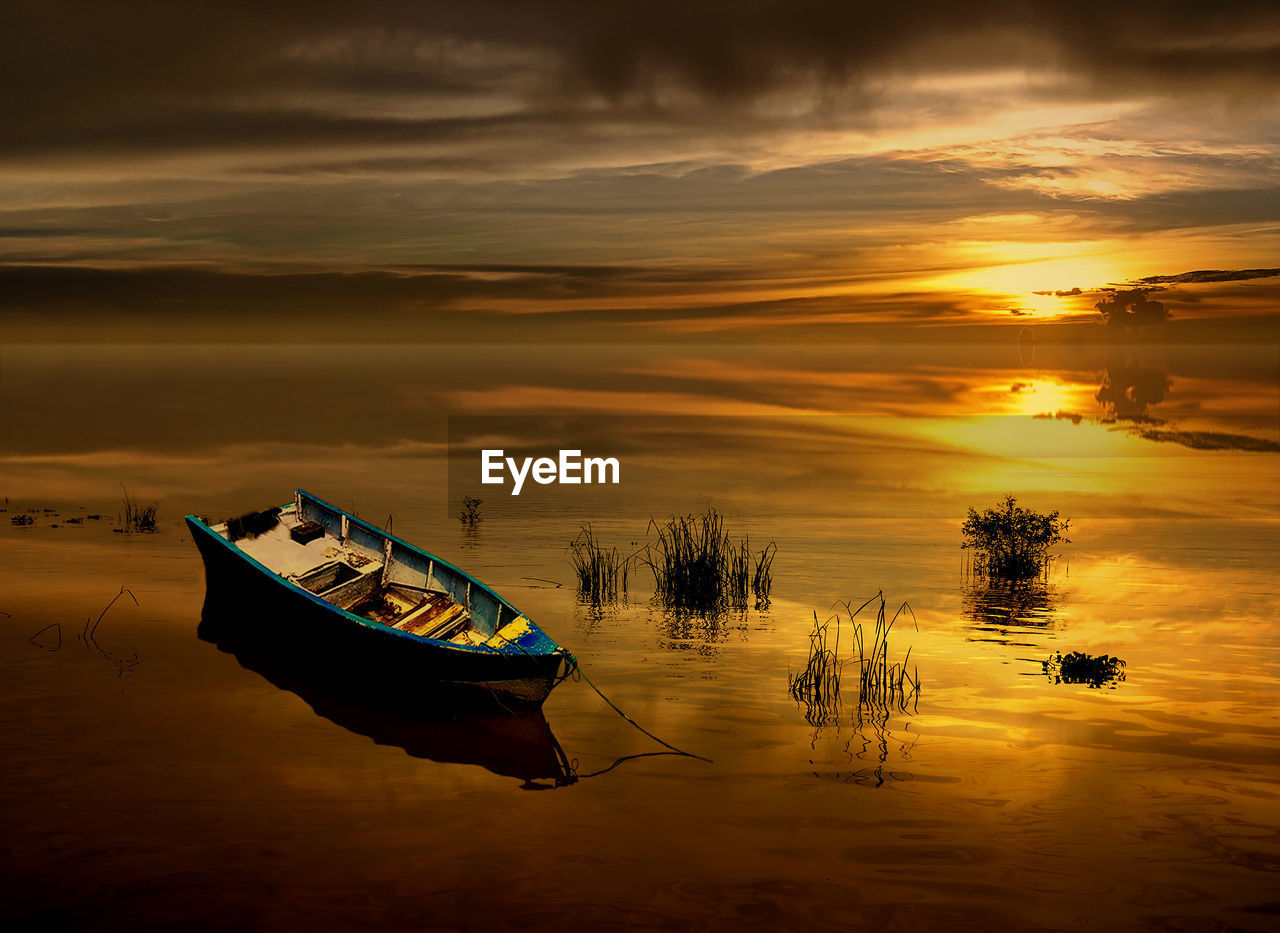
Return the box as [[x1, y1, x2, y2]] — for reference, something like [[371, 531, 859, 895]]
[[961, 580, 1059, 645], [1096, 364, 1171, 422]]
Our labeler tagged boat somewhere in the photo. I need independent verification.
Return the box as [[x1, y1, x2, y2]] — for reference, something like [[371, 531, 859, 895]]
[[186, 490, 569, 706]]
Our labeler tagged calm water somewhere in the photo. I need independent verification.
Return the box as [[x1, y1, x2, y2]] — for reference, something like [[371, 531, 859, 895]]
[[2, 340, 1278, 930]]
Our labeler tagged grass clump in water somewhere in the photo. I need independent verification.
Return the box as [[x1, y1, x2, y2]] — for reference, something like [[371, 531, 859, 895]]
[[788, 591, 921, 725], [120, 485, 158, 533], [566, 524, 634, 604], [644, 508, 776, 610], [1044, 651, 1126, 689], [962, 494, 1068, 581], [787, 612, 843, 724]]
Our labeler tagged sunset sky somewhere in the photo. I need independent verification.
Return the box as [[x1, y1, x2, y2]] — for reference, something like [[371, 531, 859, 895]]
[[4, 1, 1280, 339]]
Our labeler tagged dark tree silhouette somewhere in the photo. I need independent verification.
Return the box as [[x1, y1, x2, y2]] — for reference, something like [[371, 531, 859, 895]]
[[1095, 288, 1170, 328], [962, 495, 1069, 581]]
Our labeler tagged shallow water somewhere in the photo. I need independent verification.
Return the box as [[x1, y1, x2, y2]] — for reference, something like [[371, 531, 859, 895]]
[[2, 340, 1278, 930]]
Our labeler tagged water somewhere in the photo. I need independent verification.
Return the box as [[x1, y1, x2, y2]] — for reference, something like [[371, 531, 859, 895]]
[[2, 340, 1278, 930]]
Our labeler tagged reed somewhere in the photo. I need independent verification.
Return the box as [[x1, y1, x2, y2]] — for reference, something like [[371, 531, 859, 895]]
[[566, 523, 634, 604], [643, 508, 775, 610], [787, 611, 842, 724], [120, 485, 158, 533], [788, 591, 921, 725], [843, 592, 920, 713], [752, 541, 777, 608]]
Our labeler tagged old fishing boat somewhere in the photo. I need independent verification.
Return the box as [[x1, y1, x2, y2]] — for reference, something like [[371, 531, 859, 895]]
[[186, 490, 568, 706]]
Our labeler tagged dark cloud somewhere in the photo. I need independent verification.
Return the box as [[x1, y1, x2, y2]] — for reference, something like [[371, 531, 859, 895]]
[[0, 262, 701, 312], [4, 2, 1280, 157], [1133, 428, 1280, 452], [1132, 267, 1280, 285]]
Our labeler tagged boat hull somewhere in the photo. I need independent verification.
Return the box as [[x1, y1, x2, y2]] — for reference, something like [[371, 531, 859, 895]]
[[188, 517, 563, 706]]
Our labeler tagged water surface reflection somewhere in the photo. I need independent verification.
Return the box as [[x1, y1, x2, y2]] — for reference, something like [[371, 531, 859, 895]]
[[198, 606, 576, 789], [961, 580, 1060, 645]]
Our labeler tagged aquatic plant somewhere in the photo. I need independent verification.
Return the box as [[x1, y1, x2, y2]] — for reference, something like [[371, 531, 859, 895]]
[[643, 508, 775, 610], [120, 485, 159, 533], [1044, 650, 1126, 689], [459, 495, 483, 528], [566, 523, 633, 604], [961, 494, 1068, 581], [788, 592, 921, 726], [843, 593, 920, 713], [787, 611, 842, 724]]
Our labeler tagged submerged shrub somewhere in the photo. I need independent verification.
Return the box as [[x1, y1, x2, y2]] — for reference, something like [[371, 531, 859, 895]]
[[961, 494, 1068, 581], [1044, 651, 1126, 689], [459, 495, 483, 527]]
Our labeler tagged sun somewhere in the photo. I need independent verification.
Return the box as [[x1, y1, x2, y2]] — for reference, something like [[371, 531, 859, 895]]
[[918, 244, 1128, 319]]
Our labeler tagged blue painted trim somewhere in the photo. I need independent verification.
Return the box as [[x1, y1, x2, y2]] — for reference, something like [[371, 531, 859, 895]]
[[184, 505, 559, 658]]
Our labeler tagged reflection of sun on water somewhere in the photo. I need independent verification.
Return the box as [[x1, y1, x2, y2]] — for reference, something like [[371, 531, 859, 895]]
[[1003, 379, 1079, 416]]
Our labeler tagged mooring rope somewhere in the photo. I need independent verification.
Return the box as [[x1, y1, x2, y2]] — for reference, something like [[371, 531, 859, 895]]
[[558, 650, 712, 763], [485, 629, 712, 764]]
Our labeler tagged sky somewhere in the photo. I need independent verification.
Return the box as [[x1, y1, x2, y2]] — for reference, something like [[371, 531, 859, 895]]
[[3, 1, 1280, 340]]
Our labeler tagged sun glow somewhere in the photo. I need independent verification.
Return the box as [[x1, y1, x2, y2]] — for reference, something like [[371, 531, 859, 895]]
[[917, 248, 1127, 318]]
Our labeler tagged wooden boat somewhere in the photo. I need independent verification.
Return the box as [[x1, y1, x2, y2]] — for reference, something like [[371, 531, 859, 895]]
[[186, 490, 568, 706]]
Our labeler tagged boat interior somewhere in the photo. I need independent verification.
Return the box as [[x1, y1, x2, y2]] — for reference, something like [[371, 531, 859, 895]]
[[208, 493, 529, 649]]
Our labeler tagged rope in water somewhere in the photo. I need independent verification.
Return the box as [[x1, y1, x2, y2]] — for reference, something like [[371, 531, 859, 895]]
[[558, 651, 712, 763], [487, 628, 711, 764]]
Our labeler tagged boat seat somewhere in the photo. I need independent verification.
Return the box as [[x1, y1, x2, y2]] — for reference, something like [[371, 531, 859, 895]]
[[319, 568, 383, 610], [392, 591, 463, 636], [420, 605, 470, 641]]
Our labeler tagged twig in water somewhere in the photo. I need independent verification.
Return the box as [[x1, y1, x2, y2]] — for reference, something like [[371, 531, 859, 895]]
[[29, 622, 62, 651], [83, 586, 139, 640]]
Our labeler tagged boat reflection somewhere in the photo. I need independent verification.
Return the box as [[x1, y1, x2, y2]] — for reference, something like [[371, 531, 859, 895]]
[[198, 603, 576, 789]]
